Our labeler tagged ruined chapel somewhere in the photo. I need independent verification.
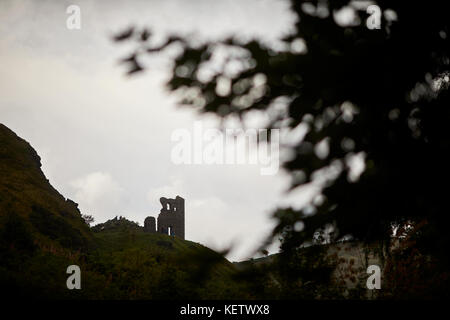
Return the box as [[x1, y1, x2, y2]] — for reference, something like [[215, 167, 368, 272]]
[[144, 196, 185, 240]]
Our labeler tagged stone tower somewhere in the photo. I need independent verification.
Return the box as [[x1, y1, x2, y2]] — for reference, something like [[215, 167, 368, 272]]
[[144, 216, 156, 233], [157, 196, 185, 239], [144, 196, 185, 240]]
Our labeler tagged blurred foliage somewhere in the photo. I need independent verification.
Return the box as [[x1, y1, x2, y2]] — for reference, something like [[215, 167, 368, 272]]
[[114, 0, 450, 298], [2, 0, 450, 299]]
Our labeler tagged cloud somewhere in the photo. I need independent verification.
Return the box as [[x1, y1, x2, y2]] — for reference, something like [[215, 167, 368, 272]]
[[0, 0, 299, 261], [70, 171, 125, 222], [147, 176, 185, 204]]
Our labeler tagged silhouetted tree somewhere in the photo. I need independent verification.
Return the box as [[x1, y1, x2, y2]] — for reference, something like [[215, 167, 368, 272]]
[[82, 214, 95, 226], [115, 0, 450, 265]]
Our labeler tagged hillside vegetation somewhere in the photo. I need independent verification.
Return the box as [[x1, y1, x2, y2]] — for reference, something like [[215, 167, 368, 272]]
[[0, 123, 247, 299], [3, 123, 446, 299]]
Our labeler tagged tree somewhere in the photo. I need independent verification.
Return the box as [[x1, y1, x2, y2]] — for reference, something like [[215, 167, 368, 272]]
[[82, 214, 95, 226], [114, 0, 450, 264]]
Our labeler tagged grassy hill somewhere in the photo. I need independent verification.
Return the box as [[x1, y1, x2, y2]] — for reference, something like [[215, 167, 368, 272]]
[[0, 123, 385, 300], [5, 122, 441, 299], [86, 217, 243, 299], [0, 124, 92, 252], [0, 123, 248, 299]]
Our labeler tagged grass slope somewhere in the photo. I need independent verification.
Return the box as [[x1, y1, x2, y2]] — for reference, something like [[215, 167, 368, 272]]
[[0, 123, 247, 299], [0, 123, 92, 252]]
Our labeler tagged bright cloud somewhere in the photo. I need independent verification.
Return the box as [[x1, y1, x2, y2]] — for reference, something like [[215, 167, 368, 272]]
[[70, 171, 125, 222]]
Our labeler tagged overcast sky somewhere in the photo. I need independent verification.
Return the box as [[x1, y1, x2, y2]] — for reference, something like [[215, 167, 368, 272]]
[[0, 0, 321, 261]]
